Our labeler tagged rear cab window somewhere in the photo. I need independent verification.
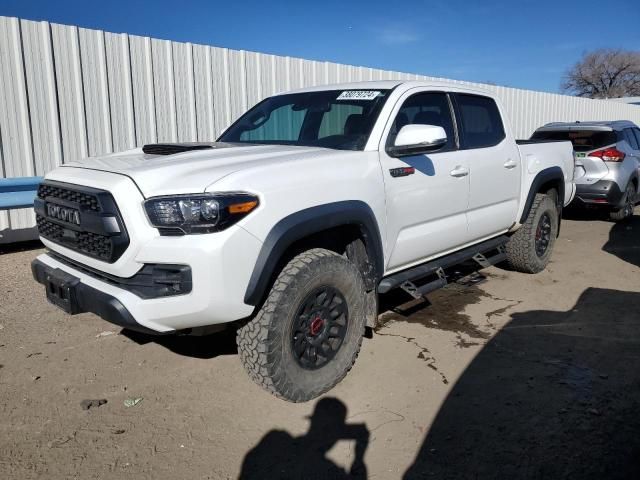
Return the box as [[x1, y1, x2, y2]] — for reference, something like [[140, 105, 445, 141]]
[[530, 129, 617, 153], [453, 94, 506, 149]]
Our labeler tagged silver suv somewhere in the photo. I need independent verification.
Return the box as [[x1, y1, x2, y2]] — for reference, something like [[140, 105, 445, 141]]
[[532, 120, 640, 221]]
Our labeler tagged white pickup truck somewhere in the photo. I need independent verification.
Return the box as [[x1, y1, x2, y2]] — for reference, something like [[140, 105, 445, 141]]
[[32, 81, 575, 401]]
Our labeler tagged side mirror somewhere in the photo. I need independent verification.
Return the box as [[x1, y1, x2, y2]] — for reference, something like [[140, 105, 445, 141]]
[[388, 124, 448, 157]]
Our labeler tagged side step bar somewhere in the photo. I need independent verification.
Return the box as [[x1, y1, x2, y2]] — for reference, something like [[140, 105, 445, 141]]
[[399, 267, 448, 299], [378, 235, 509, 295]]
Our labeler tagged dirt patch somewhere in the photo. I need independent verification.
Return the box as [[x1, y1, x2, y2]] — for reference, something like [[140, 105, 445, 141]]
[[377, 282, 494, 342]]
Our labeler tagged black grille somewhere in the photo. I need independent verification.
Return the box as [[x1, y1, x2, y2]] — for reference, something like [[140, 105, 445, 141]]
[[38, 184, 101, 212], [36, 216, 112, 260], [34, 181, 129, 263]]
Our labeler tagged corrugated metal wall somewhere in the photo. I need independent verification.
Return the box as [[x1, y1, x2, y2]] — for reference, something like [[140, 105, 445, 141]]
[[2, 16, 640, 241]]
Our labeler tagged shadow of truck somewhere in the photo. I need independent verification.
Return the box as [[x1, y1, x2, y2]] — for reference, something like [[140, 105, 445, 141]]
[[603, 215, 640, 268], [404, 287, 640, 480]]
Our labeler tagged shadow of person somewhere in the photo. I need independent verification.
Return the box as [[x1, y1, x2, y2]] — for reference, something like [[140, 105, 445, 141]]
[[239, 397, 369, 480], [404, 287, 640, 480], [603, 214, 640, 268]]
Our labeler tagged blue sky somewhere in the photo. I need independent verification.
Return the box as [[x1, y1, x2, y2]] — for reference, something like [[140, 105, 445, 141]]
[[2, 0, 638, 93]]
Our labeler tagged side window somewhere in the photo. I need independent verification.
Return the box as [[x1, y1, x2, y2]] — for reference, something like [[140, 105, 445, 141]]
[[455, 94, 506, 149], [625, 128, 640, 150], [620, 128, 636, 150], [240, 104, 305, 141], [634, 129, 640, 150], [388, 92, 456, 151], [318, 104, 363, 138]]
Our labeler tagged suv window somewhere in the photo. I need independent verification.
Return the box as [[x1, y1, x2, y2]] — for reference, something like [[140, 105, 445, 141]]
[[454, 94, 505, 149], [388, 92, 456, 151], [624, 128, 640, 150], [634, 128, 640, 149], [531, 129, 617, 152]]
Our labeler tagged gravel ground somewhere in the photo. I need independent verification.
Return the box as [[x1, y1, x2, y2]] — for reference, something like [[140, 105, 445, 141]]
[[0, 212, 639, 479]]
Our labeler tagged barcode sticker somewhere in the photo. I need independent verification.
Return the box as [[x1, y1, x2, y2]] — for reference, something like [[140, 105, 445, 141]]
[[336, 90, 381, 101]]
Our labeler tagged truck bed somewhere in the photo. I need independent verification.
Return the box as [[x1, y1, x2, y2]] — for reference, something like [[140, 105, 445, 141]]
[[516, 139, 576, 207]]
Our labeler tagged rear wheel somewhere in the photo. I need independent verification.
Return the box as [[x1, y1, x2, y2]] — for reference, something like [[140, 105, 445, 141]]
[[609, 183, 636, 222], [505, 193, 558, 274], [237, 248, 367, 402]]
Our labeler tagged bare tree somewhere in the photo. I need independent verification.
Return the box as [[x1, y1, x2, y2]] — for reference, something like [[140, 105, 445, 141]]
[[561, 49, 640, 99]]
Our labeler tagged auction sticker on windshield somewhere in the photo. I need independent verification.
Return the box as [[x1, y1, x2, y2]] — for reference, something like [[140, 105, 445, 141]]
[[336, 91, 381, 101]]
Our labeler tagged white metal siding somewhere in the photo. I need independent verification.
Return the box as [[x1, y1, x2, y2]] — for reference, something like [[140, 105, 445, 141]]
[[129, 34, 157, 146], [1, 15, 640, 240]]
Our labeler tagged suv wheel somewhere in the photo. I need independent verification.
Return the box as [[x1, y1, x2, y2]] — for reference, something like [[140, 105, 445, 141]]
[[237, 248, 367, 402], [610, 183, 636, 222], [505, 193, 559, 274]]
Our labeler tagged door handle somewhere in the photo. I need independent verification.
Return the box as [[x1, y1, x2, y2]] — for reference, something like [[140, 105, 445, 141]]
[[450, 166, 469, 177], [504, 159, 517, 169]]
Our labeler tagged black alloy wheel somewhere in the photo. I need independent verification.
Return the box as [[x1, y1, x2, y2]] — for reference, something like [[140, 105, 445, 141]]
[[535, 212, 552, 257], [291, 286, 348, 370]]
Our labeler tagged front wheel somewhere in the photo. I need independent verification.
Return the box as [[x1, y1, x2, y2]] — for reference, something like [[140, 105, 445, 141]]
[[504, 193, 559, 274], [237, 248, 367, 402], [609, 183, 636, 222]]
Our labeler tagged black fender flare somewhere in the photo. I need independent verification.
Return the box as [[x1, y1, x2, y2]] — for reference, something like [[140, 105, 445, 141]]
[[520, 166, 565, 224], [243, 200, 384, 306]]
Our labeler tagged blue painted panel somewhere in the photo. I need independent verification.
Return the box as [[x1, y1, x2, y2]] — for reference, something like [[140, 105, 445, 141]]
[[0, 190, 38, 209], [0, 176, 42, 209], [0, 176, 43, 193]]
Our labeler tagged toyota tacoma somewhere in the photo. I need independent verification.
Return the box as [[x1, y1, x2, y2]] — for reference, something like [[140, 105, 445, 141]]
[[32, 81, 576, 401]]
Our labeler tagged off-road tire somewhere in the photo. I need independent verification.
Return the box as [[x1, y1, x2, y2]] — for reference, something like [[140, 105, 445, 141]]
[[505, 193, 558, 274], [237, 248, 367, 402], [609, 183, 636, 222]]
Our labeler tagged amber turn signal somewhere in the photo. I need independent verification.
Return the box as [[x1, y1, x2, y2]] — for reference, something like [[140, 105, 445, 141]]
[[229, 200, 258, 214]]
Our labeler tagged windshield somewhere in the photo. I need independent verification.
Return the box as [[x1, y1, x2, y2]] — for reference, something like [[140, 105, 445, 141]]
[[218, 89, 391, 150]]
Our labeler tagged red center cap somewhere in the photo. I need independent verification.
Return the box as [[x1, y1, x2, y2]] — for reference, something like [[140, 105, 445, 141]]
[[310, 317, 324, 336]]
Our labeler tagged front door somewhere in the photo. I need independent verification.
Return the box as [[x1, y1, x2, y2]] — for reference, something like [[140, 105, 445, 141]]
[[379, 90, 470, 272]]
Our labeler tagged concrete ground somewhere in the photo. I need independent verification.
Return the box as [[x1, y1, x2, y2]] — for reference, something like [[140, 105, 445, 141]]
[[0, 212, 639, 479]]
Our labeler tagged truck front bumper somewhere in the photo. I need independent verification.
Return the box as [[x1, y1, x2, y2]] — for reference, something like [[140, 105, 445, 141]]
[[32, 258, 159, 334], [32, 225, 262, 334]]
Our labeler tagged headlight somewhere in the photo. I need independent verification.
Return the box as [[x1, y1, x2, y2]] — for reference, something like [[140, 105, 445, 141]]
[[144, 193, 259, 234]]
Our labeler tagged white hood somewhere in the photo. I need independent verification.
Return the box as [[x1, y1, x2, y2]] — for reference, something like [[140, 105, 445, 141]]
[[61, 143, 338, 197]]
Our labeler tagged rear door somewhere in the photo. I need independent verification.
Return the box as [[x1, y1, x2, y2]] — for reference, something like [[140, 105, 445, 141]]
[[452, 93, 521, 241], [633, 128, 640, 178], [622, 127, 640, 167]]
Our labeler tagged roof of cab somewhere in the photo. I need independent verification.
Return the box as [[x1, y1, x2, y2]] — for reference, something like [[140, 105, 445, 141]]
[[280, 80, 493, 96]]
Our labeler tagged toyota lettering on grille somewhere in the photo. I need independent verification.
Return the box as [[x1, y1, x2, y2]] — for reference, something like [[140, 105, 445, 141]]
[[46, 204, 81, 226]]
